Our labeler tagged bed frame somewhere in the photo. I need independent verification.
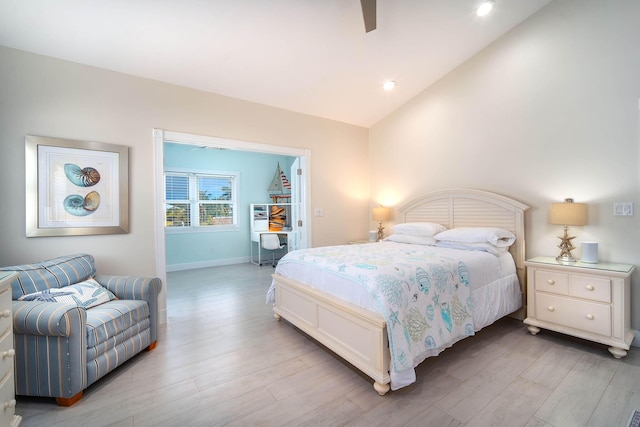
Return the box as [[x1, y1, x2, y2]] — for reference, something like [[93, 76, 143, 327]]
[[271, 188, 529, 395]]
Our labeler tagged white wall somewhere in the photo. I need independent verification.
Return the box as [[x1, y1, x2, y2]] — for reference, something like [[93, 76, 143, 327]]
[[0, 46, 370, 276], [370, 0, 640, 327]]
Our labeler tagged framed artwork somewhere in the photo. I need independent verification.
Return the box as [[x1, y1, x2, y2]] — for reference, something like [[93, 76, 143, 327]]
[[26, 135, 129, 237]]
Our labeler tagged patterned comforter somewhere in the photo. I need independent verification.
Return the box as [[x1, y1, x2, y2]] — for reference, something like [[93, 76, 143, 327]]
[[273, 243, 475, 382]]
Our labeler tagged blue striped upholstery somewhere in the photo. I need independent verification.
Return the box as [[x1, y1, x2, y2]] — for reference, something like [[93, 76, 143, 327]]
[[4, 253, 96, 300], [12, 301, 87, 398], [85, 300, 149, 354], [95, 275, 162, 343], [86, 328, 152, 385], [0, 254, 162, 403]]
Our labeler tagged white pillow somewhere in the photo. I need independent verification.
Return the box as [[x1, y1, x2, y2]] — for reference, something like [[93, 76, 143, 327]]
[[384, 234, 437, 246], [19, 278, 117, 309], [434, 227, 516, 248], [435, 241, 508, 256], [392, 222, 447, 237]]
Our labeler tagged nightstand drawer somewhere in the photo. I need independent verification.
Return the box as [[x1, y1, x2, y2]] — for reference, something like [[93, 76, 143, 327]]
[[0, 329, 13, 381], [535, 293, 611, 336], [0, 371, 16, 427], [534, 270, 569, 295], [569, 275, 611, 303]]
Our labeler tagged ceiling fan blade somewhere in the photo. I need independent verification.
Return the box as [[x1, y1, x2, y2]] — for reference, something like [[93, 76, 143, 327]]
[[360, 0, 376, 33]]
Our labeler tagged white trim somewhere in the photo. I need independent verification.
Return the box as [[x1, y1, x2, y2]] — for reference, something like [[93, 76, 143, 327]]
[[163, 130, 309, 157], [153, 129, 168, 324]]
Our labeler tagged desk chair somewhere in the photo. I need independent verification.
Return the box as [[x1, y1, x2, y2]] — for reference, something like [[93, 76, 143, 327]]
[[261, 233, 287, 267]]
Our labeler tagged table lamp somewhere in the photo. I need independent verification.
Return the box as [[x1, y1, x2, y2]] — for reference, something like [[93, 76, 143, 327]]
[[372, 207, 390, 241], [549, 198, 587, 263]]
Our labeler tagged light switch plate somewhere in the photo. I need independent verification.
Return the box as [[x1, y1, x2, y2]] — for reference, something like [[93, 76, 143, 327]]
[[614, 202, 634, 216]]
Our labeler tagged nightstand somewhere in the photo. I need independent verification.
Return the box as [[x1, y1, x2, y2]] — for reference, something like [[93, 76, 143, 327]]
[[524, 256, 635, 358]]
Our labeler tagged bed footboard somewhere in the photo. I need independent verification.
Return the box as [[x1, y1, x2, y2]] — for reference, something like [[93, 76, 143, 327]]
[[272, 273, 391, 395]]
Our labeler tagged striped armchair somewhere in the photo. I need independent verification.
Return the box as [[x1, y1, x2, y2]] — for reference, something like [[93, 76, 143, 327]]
[[0, 254, 162, 406]]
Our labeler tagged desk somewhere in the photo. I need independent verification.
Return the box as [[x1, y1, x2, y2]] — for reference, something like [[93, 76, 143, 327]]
[[250, 231, 290, 266]]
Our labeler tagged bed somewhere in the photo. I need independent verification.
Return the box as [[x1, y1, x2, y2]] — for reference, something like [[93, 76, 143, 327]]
[[267, 188, 529, 395]]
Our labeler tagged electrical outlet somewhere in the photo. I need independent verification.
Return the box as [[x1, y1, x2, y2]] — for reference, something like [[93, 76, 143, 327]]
[[614, 202, 634, 216]]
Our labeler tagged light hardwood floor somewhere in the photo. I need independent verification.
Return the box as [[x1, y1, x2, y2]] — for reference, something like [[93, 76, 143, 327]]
[[15, 263, 640, 426]]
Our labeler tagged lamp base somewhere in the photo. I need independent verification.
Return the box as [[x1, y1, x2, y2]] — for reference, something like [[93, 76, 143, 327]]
[[556, 225, 577, 264], [377, 222, 385, 242], [556, 255, 577, 264]]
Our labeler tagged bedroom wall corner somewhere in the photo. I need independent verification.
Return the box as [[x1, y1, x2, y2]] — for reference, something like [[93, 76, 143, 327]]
[[367, 0, 640, 333]]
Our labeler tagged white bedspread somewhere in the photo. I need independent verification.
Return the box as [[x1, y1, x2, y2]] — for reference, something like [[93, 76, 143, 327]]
[[266, 242, 521, 390]]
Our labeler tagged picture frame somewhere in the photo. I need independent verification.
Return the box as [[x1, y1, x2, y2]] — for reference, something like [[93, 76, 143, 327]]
[[26, 135, 129, 237]]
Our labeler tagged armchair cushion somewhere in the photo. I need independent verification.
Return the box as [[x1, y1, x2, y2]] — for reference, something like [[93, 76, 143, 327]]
[[18, 278, 116, 309], [86, 300, 149, 350], [7, 254, 96, 300]]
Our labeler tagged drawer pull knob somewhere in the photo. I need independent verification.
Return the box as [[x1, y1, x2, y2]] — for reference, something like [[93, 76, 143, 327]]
[[0, 309, 9, 318], [547, 279, 555, 285], [586, 314, 594, 320], [586, 285, 595, 291], [2, 349, 15, 358], [547, 306, 555, 312], [3, 399, 16, 409]]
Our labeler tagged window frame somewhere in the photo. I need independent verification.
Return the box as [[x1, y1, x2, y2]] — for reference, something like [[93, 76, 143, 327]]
[[164, 168, 240, 233]]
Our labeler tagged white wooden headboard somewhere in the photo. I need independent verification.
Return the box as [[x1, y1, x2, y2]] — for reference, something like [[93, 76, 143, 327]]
[[399, 188, 530, 308]]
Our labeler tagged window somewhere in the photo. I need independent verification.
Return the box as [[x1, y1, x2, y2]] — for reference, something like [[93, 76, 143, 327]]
[[165, 171, 238, 231]]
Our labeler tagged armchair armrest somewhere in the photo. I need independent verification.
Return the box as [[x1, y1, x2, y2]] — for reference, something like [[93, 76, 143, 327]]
[[12, 301, 87, 399], [13, 300, 86, 336], [94, 275, 161, 300], [94, 275, 162, 344]]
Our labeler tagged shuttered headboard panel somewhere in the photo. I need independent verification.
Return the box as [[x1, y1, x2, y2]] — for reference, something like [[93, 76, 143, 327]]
[[399, 188, 529, 311]]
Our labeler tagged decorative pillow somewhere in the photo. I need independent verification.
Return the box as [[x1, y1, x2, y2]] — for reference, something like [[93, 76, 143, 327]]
[[19, 278, 117, 309], [434, 227, 516, 247], [392, 222, 447, 237], [384, 234, 437, 246], [435, 241, 509, 256]]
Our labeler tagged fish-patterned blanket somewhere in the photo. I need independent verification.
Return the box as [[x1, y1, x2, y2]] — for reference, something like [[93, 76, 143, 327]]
[[276, 243, 475, 378]]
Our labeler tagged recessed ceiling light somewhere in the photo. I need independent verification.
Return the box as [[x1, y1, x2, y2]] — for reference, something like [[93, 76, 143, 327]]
[[476, 0, 495, 17], [383, 80, 396, 90]]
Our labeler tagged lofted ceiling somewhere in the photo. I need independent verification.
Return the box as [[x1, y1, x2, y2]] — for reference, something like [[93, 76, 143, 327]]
[[0, 0, 551, 127]]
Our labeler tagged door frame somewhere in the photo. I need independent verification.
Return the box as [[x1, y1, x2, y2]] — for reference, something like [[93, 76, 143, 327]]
[[153, 129, 312, 323]]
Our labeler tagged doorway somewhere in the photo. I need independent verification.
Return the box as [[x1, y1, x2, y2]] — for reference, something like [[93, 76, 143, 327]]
[[153, 129, 311, 323]]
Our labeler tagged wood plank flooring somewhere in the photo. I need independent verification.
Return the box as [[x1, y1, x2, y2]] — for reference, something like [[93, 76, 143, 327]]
[[15, 263, 640, 426]]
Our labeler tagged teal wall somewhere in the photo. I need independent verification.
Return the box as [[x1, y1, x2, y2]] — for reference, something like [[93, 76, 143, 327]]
[[164, 142, 295, 268]]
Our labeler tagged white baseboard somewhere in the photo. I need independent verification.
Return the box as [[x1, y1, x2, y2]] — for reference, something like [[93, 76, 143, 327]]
[[166, 257, 250, 272]]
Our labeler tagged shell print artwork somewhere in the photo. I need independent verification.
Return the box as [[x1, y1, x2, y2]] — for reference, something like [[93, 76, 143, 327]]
[[63, 191, 101, 216], [64, 163, 101, 187]]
